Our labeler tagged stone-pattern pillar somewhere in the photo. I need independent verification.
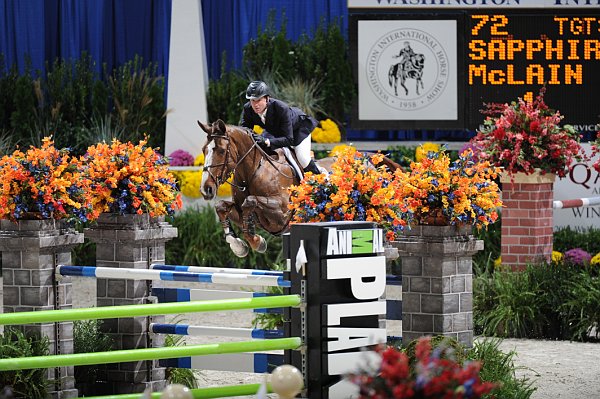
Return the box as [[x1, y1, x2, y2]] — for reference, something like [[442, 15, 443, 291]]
[[391, 225, 483, 347], [500, 172, 555, 271], [0, 219, 83, 398], [84, 213, 177, 394]]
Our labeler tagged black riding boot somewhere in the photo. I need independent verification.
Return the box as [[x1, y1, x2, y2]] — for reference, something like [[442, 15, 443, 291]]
[[303, 160, 322, 175]]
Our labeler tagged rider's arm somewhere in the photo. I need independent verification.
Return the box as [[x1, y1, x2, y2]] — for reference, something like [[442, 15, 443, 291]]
[[264, 100, 294, 150]]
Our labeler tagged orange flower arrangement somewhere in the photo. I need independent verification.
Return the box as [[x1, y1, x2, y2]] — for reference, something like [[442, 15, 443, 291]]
[[289, 147, 501, 241], [83, 139, 182, 216], [0, 137, 94, 223]]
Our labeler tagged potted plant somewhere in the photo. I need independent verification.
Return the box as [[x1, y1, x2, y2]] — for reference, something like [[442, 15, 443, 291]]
[[289, 146, 501, 240], [471, 87, 586, 179], [591, 131, 600, 173], [0, 137, 95, 225], [82, 138, 182, 218]]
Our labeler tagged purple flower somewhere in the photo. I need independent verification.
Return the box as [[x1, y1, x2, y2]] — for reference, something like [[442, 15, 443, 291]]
[[564, 248, 592, 265], [169, 149, 195, 166]]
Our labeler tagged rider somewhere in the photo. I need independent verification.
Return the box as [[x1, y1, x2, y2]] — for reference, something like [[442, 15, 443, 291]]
[[394, 41, 416, 68], [240, 80, 322, 175]]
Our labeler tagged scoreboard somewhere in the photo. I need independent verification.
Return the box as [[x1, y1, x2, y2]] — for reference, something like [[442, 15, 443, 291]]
[[349, 2, 600, 137], [467, 11, 600, 133]]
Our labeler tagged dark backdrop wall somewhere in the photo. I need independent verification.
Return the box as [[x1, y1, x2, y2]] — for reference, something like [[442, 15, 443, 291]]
[[0, 0, 171, 77]]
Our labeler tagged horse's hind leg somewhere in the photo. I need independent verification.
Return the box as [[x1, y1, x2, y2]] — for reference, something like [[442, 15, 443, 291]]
[[215, 200, 249, 258]]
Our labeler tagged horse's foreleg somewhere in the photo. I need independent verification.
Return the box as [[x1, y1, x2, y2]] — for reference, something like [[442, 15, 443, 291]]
[[240, 197, 267, 253], [215, 200, 249, 258]]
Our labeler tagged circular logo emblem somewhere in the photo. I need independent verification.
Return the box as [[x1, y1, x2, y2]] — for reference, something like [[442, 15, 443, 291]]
[[366, 28, 449, 110]]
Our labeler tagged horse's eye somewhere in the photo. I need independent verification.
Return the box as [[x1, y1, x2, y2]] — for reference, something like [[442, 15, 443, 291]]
[[215, 148, 226, 155]]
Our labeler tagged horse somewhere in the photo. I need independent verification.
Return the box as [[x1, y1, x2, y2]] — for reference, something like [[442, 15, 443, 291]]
[[388, 53, 425, 96], [198, 119, 402, 257]]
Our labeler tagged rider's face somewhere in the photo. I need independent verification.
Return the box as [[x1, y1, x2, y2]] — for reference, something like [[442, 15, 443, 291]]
[[250, 97, 268, 115]]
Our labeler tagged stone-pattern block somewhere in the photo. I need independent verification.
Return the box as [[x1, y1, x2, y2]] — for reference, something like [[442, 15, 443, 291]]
[[85, 213, 177, 394], [391, 225, 482, 347], [0, 219, 83, 398], [500, 172, 555, 271]]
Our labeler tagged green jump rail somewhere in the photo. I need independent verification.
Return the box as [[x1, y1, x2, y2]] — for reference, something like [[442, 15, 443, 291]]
[[83, 383, 273, 399], [0, 337, 302, 371], [0, 295, 301, 326]]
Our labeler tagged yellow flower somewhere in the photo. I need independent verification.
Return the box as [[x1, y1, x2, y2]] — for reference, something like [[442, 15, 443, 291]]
[[494, 257, 502, 268], [415, 142, 440, 162], [312, 119, 341, 143], [329, 144, 356, 157], [217, 175, 233, 197], [179, 171, 202, 198], [590, 252, 600, 266], [194, 153, 205, 166], [552, 251, 564, 263]]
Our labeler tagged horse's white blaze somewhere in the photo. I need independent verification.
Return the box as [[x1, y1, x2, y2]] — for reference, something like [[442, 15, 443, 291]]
[[200, 140, 216, 197]]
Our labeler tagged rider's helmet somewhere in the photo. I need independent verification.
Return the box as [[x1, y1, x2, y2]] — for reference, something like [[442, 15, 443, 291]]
[[245, 81, 270, 100]]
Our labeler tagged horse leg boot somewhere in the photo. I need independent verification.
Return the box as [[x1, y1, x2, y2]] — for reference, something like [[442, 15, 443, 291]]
[[241, 197, 268, 253], [303, 159, 322, 175], [215, 200, 249, 257]]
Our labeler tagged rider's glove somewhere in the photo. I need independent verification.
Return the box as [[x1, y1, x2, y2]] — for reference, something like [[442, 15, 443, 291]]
[[252, 133, 269, 149]]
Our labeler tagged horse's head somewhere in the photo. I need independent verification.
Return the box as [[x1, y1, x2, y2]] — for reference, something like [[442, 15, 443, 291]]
[[198, 119, 234, 200]]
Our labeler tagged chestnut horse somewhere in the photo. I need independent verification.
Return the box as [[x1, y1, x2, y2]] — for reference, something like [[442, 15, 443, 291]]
[[198, 119, 304, 257], [198, 119, 402, 257]]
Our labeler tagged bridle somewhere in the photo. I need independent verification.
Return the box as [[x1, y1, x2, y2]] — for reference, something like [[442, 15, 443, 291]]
[[202, 131, 261, 192]]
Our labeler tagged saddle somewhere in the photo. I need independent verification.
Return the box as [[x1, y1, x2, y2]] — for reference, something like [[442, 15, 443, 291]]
[[262, 147, 303, 182]]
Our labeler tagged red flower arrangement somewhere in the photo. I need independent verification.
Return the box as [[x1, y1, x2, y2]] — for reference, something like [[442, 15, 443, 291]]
[[349, 338, 497, 399], [591, 131, 600, 173], [471, 87, 585, 178]]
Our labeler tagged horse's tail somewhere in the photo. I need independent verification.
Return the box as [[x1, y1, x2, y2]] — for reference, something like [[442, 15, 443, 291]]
[[388, 64, 398, 87]]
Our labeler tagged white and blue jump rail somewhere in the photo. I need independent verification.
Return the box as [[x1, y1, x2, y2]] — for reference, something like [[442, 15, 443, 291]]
[[158, 352, 284, 373], [151, 264, 284, 276], [56, 265, 290, 288], [150, 323, 284, 339]]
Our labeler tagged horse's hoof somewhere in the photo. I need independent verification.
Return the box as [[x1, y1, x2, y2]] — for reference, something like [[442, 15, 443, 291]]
[[226, 235, 249, 257], [256, 236, 267, 253]]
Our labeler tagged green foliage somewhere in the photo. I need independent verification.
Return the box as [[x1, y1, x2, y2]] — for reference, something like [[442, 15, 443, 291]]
[[561, 272, 600, 341], [553, 226, 600, 254], [165, 206, 284, 269], [384, 145, 416, 168], [0, 53, 167, 155], [473, 217, 501, 275], [0, 327, 50, 398], [73, 320, 114, 392], [468, 339, 536, 399], [206, 54, 247, 124], [108, 55, 167, 150], [210, 10, 354, 126], [164, 333, 200, 388], [475, 269, 543, 338], [475, 257, 600, 341]]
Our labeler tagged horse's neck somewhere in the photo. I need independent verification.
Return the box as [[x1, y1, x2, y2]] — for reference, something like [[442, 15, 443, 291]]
[[230, 129, 260, 180]]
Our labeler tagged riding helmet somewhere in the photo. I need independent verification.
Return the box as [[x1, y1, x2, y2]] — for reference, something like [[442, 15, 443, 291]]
[[245, 81, 269, 100]]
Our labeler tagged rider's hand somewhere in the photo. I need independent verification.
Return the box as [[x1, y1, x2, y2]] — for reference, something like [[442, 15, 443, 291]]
[[252, 133, 270, 148]]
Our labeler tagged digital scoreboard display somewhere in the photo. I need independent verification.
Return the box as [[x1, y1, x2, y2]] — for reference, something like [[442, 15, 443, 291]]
[[466, 11, 600, 134], [349, 5, 600, 136]]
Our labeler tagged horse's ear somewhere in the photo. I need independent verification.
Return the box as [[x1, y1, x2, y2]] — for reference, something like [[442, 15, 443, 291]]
[[197, 120, 212, 136], [216, 119, 227, 134]]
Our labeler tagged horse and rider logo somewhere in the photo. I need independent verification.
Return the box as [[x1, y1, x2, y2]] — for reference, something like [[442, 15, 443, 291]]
[[364, 27, 450, 111], [388, 41, 425, 96]]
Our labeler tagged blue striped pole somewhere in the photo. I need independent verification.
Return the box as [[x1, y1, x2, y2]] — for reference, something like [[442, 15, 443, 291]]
[[57, 265, 290, 287], [151, 264, 284, 276], [150, 323, 284, 339]]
